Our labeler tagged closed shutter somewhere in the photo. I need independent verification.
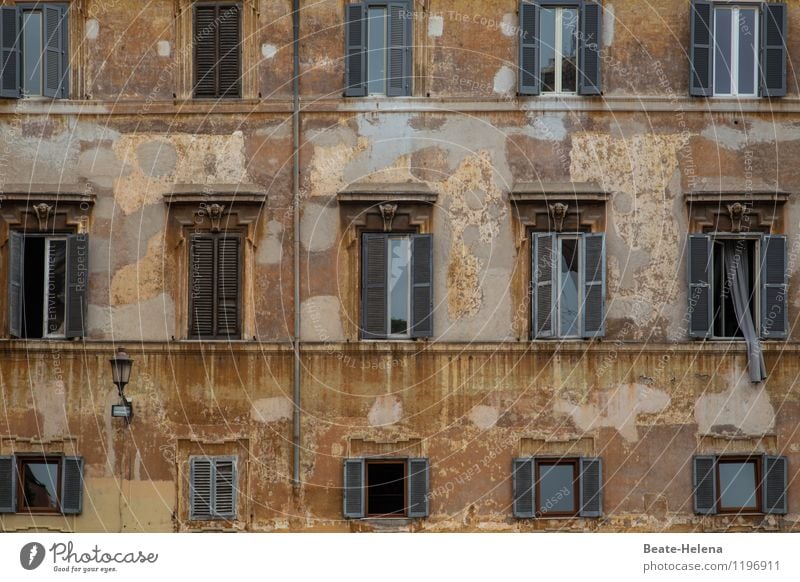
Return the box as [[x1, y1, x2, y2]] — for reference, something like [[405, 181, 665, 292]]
[[532, 233, 556, 338], [0, 6, 21, 99], [61, 456, 84, 514], [43, 5, 67, 98], [761, 3, 787, 98], [216, 235, 241, 337], [8, 231, 23, 338], [343, 458, 365, 519], [65, 234, 88, 339], [361, 233, 388, 338], [760, 235, 788, 339], [512, 458, 535, 518], [0, 455, 16, 513], [217, 4, 241, 98], [189, 235, 215, 337], [411, 234, 433, 338], [407, 458, 429, 518], [582, 233, 605, 338], [689, 1, 713, 96], [344, 3, 367, 96], [693, 455, 717, 515], [213, 457, 237, 519], [579, 457, 603, 517], [578, 2, 602, 95], [688, 234, 712, 338], [387, 2, 411, 96], [762, 455, 787, 514], [518, 1, 540, 95], [194, 4, 218, 98], [190, 457, 214, 519]]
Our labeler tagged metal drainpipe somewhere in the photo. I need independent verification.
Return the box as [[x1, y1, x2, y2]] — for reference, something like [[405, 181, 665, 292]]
[[292, 0, 301, 491]]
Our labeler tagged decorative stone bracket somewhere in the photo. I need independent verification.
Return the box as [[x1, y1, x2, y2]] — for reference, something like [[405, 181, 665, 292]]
[[685, 190, 788, 234], [0, 184, 95, 234], [163, 184, 267, 238]]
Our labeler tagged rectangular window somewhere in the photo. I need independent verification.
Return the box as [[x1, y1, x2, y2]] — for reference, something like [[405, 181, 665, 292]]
[[693, 454, 787, 515], [536, 459, 578, 516], [188, 232, 242, 339], [540, 7, 578, 94], [513, 456, 603, 518], [193, 3, 242, 99], [0, 454, 84, 515], [713, 6, 758, 96], [18, 457, 60, 513], [366, 460, 406, 517], [711, 238, 757, 338], [717, 457, 759, 512], [367, 6, 388, 95], [342, 458, 429, 519], [189, 456, 238, 520]]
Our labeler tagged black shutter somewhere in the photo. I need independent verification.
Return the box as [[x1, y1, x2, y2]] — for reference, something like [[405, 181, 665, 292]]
[[65, 234, 88, 339], [8, 231, 23, 338], [579, 457, 603, 517], [693, 455, 717, 515], [762, 455, 787, 514], [761, 3, 787, 98], [190, 457, 213, 519], [189, 235, 215, 337], [761, 235, 788, 339], [217, 4, 241, 98], [0, 455, 15, 513], [578, 2, 602, 95], [407, 458, 429, 518], [194, 4, 218, 98], [519, 1, 540, 96], [0, 6, 20, 99], [689, 1, 713, 96], [411, 234, 433, 338], [61, 456, 84, 514], [361, 233, 388, 338], [344, 3, 367, 97], [582, 233, 605, 338], [216, 235, 241, 338], [43, 5, 67, 98], [343, 458, 365, 518], [387, 1, 412, 96], [512, 458, 535, 518], [688, 234, 712, 338], [532, 233, 556, 338]]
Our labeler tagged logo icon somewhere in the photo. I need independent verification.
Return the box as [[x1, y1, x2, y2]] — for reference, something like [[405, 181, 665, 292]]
[[20, 542, 46, 570]]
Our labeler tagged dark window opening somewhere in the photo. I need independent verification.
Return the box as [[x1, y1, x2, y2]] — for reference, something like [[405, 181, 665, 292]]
[[535, 459, 578, 517], [17, 457, 60, 513], [20, 235, 67, 339], [717, 457, 760, 513], [712, 238, 756, 338], [366, 461, 406, 517]]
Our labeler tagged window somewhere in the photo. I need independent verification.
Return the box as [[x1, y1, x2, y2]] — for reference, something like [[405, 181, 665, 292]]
[[513, 457, 602, 518], [189, 456, 238, 520], [532, 232, 605, 339], [361, 233, 432, 340], [7, 232, 88, 339], [193, 3, 241, 98], [519, 1, 602, 96], [0, 3, 69, 99], [344, 1, 412, 97], [188, 232, 242, 339], [342, 458, 429, 519], [0, 455, 84, 515], [693, 454, 787, 515], [690, 1, 787, 98]]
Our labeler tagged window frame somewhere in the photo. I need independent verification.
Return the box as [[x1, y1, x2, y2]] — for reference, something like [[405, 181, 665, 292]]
[[715, 455, 763, 514], [711, 4, 760, 97], [384, 234, 412, 339], [12, 2, 69, 99], [365, 458, 409, 518], [539, 4, 580, 95], [555, 233, 583, 338], [16, 455, 62, 515], [708, 233, 761, 340], [534, 457, 580, 517], [188, 455, 238, 521], [191, 1, 242, 100]]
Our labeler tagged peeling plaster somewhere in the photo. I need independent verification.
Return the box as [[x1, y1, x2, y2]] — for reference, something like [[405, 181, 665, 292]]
[[88, 294, 175, 341], [261, 43, 278, 59], [493, 66, 516, 95], [157, 41, 171, 57], [86, 19, 99, 40], [110, 233, 165, 305], [301, 296, 344, 341], [368, 395, 403, 427], [256, 220, 285, 265], [428, 15, 444, 37], [500, 14, 517, 37], [695, 369, 776, 436], [306, 137, 368, 197], [252, 397, 293, 423], [301, 203, 337, 252], [603, 4, 615, 46], [32, 380, 68, 439], [469, 405, 499, 429]]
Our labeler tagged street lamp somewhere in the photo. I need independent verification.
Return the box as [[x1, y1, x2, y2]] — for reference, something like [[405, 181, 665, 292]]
[[109, 347, 134, 423]]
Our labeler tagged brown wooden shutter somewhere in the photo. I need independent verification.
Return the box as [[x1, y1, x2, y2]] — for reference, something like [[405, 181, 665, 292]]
[[189, 234, 215, 337], [0, 455, 15, 513], [194, 4, 219, 98], [361, 233, 388, 338], [216, 234, 241, 337], [217, 4, 241, 98]]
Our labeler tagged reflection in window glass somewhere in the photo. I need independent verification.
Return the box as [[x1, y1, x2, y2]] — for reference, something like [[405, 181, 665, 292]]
[[714, 8, 733, 95], [22, 11, 43, 96], [538, 463, 575, 514], [559, 237, 580, 337], [540, 8, 577, 93], [45, 239, 67, 337], [22, 461, 59, 510], [540, 8, 556, 92], [561, 8, 578, 92], [714, 7, 758, 96], [719, 461, 758, 510], [388, 237, 410, 335], [367, 7, 388, 95], [737, 9, 757, 96]]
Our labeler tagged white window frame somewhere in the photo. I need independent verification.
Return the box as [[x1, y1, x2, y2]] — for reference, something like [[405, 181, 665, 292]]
[[42, 236, 68, 339], [542, 6, 579, 95], [556, 233, 583, 338], [386, 234, 412, 339], [710, 234, 761, 340], [712, 5, 759, 97]]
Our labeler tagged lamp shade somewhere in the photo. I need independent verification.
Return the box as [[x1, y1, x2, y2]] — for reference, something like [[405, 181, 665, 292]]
[[109, 347, 133, 387]]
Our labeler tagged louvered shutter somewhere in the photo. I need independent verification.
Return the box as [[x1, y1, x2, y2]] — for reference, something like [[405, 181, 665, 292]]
[[217, 4, 241, 98], [761, 235, 788, 339], [519, 1, 540, 95], [213, 457, 237, 519], [693, 455, 717, 514], [0, 455, 16, 513], [411, 234, 433, 338], [407, 458, 429, 517], [387, 2, 411, 96], [688, 234, 712, 338], [532, 233, 556, 338], [762, 455, 787, 514], [189, 235, 215, 337], [582, 233, 605, 338], [578, 2, 602, 95], [8, 231, 23, 338], [761, 3, 787, 98], [343, 458, 365, 519], [65, 234, 88, 339], [579, 457, 602, 517], [194, 5, 218, 98], [216, 235, 241, 337], [361, 233, 388, 338], [0, 6, 20, 99], [43, 5, 67, 98], [689, 1, 713, 96], [61, 456, 84, 514], [190, 457, 213, 519], [512, 458, 535, 518], [344, 3, 367, 96]]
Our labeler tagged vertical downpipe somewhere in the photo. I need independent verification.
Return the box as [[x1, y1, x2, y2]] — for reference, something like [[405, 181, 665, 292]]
[[292, 0, 302, 491]]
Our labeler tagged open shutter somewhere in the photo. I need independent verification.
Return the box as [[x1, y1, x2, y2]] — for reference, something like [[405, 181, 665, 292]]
[[213, 457, 237, 519], [762, 455, 787, 514], [216, 235, 241, 338], [361, 233, 388, 338], [582, 233, 606, 338], [65, 234, 88, 339], [43, 5, 67, 98], [579, 457, 603, 517], [411, 234, 433, 338], [8, 231, 23, 338], [190, 457, 213, 519], [512, 458, 535, 518], [387, 2, 412, 96], [194, 4, 218, 98], [407, 458, 429, 518], [344, 3, 367, 97], [578, 2, 602, 95], [0, 455, 16, 513], [532, 233, 556, 338], [688, 234, 712, 338], [61, 456, 84, 514], [218, 4, 241, 98], [761, 235, 788, 339], [689, 1, 713, 96], [343, 458, 365, 519], [693, 455, 717, 515], [761, 3, 787, 98], [519, 1, 540, 95], [189, 235, 215, 337], [0, 6, 20, 99]]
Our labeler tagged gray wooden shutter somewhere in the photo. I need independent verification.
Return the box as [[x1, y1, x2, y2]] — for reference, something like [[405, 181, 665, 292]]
[[407, 457, 429, 518], [762, 455, 787, 514], [512, 458, 535, 518], [343, 458, 365, 519], [43, 5, 67, 98], [578, 2, 602, 95], [761, 2, 787, 98], [194, 4, 218, 98], [65, 234, 88, 339], [579, 457, 603, 517], [0, 6, 21, 99], [216, 235, 241, 338], [213, 457, 237, 519], [61, 456, 84, 514], [0, 455, 16, 513], [689, 1, 713, 96], [189, 235, 215, 337], [344, 3, 367, 97], [532, 233, 556, 338], [519, 1, 540, 96], [218, 4, 241, 98], [190, 457, 213, 519], [411, 233, 433, 338], [688, 234, 712, 338], [8, 230, 23, 338], [582, 233, 606, 338], [387, 1, 412, 96], [361, 233, 388, 339], [761, 235, 788, 339], [693, 455, 717, 515]]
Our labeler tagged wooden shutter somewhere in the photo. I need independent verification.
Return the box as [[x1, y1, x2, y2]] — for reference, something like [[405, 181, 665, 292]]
[[65, 234, 88, 339], [217, 4, 241, 98], [0, 6, 20, 99], [761, 235, 788, 339], [689, 1, 713, 96], [387, 2, 411, 96], [762, 455, 787, 514], [189, 235, 215, 337], [578, 2, 602, 95], [693, 455, 717, 515], [579, 457, 603, 517], [8, 231, 23, 338], [512, 458, 535, 518], [532, 233, 556, 338], [582, 233, 605, 338], [688, 234, 712, 338], [361, 233, 388, 338], [343, 458, 365, 519], [194, 4, 218, 98], [761, 3, 787, 98], [61, 456, 84, 514], [190, 457, 213, 519], [43, 5, 67, 98], [407, 458, 429, 518], [216, 235, 241, 337], [519, 1, 540, 96], [0, 455, 15, 513], [344, 3, 367, 96], [411, 234, 433, 338], [213, 457, 237, 519]]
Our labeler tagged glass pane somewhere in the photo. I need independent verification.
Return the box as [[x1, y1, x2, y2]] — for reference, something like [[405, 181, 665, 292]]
[[714, 8, 732, 95], [559, 237, 580, 337], [561, 8, 578, 92], [388, 238, 409, 335], [719, 461, 757, 509], [23, 11, 43, 96], [367, 7, 387, 95], [539, 8, 556, 92], [737, 9, 757, 95], [538, 463, 575, 514], [45, 239, 67, 337], [23, 462, 59, 509]]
